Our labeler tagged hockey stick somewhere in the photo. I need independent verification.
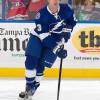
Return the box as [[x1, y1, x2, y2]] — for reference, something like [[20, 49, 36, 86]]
[[57, 45, 65, 100]]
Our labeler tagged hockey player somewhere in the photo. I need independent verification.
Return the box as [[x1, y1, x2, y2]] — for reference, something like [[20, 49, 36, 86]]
[[19, 0, 77, 99]]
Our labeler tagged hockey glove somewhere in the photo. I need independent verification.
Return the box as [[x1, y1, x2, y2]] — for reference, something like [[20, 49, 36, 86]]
[[53, 38, 67, 59], [56, 45, 67, 59]]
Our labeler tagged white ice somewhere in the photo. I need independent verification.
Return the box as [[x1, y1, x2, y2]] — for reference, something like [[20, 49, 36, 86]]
[[0, 78, 100, 100]]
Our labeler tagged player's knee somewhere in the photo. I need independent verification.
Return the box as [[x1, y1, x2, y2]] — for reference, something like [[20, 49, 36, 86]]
[[25, 55, 39, 70]]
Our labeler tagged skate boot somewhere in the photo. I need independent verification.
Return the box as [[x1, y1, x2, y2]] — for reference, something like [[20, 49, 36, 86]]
[[18, 81, 40, 100]]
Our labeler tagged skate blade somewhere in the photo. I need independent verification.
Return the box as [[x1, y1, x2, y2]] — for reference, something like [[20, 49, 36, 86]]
[[18, 96, 32, 100]]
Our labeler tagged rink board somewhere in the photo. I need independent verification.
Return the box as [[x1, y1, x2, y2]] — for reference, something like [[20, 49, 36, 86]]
[[0, 20, 100, 78], [1, 68, 100, 78]]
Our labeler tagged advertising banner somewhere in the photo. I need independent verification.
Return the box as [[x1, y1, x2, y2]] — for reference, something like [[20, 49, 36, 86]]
[[58, 23, 100, 68], [0, 22, 34, 67], [0, 22, 100, 69]]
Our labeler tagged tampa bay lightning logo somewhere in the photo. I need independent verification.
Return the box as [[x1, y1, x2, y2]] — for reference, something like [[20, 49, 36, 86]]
[[49, 20, 67, 34]]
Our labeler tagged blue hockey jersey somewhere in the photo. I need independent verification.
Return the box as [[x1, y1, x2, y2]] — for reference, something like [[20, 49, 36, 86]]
[[31, 4, 77, 48]]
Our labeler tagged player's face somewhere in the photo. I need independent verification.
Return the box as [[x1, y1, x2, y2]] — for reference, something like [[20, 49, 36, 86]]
[[48, 0, 60, 6]]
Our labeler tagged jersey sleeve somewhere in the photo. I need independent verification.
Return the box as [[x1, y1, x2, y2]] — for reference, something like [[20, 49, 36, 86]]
[[34, 11, 49, 34], [62, 5, 77, 42], [65, 13, 77, 30], [64, 5, 77, 31]]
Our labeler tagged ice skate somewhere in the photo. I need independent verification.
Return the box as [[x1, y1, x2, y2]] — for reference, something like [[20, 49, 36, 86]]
[[18, 81, 40, 100]]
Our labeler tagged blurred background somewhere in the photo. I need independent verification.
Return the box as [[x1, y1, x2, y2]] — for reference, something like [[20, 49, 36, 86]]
[[0, 0, 100, 20]]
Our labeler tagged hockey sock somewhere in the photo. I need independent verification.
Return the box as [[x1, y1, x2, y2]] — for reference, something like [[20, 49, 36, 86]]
[[25, 69, 36, 84], [36, 73, 44, 83]]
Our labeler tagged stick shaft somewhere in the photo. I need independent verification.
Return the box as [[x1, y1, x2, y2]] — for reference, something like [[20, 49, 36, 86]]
[[57, 58, 63, 100]]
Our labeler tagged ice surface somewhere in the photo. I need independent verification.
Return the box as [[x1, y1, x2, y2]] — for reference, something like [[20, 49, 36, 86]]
[[0, 78, 100, 100]]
